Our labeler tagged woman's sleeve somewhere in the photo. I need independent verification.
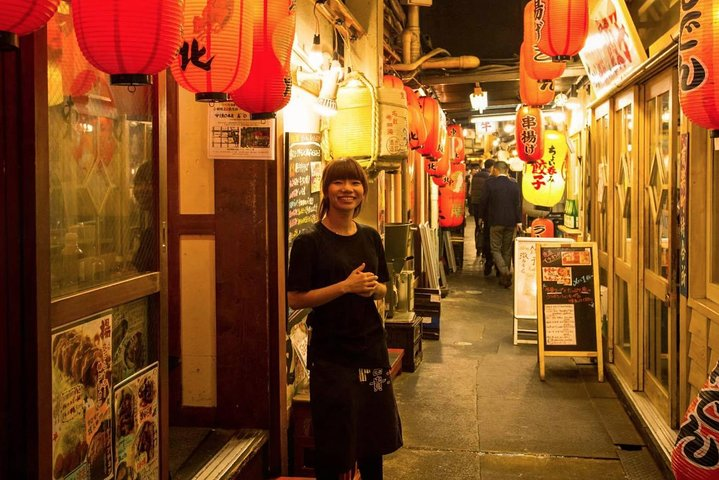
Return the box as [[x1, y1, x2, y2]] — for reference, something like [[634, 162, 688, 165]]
[[374, 230, 390, 283], [287, 234, 313, 292]]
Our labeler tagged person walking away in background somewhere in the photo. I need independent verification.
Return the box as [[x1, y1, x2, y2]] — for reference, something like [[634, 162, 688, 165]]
[[478, 160, 522, 288], [287, 158, 403, 480], [470, 158, 495, 272]]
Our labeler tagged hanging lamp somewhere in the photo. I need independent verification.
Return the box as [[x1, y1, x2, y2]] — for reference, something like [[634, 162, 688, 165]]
[[72, 0, 183, 86], [171, 0, 254, 102], [535, 0, 589, 62], [404, 87, 428, 150], [230, 0, 296, 117], [522, 2, 565, 81], [519, 54, 555, 107], [447, 124, 465, 164], [516, 105, 544, 163], [521, 129, 567, 207], [1, 0, 60, 50]]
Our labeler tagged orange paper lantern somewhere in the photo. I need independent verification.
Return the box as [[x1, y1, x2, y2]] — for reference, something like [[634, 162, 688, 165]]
[[230, 0, 296, 116], [521, 41, 566, 82], [171, 0, 254, 102], [535, 0, 589, 62], [531, 217, 555, 237], [383, 75, 404, 89], [446, 124, 465, 164], [73, 0, 183, 85], [516, 105, 544, 163], [519, 55, 555, 106], [404, 87, 428, 150], [1, 0, 60, 49], [678, 0, 719, 137], [418, 96, 447, 160]]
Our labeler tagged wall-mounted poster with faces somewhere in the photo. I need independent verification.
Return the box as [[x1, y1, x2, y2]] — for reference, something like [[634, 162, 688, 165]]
[[51, 312, 113, 480], [114, 364, 159, 480]]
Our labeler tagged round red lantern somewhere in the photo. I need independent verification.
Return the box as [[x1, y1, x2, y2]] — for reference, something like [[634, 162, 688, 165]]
[[383, 75, 404, 89], [531, 217, 555, 237], [72, 0, 182, 86], [535, 0, 589, 62], [418, 96, 447, 160], [446, 124, 465, 164], [405, 87, 428, 150], [519, 55, 555, 107], [521, 41, 565, 82], [230, 0, 296, 117], [678, 0, 719, 139], [516, 105, 544, 163], [171, 0, 254, 102], [1, 0, 60, 49]]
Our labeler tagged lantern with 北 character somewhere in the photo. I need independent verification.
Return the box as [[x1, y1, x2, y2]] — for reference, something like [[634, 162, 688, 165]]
[[534, 0, 589, 62], [405, 87, 428, 150], [72, 0, 183, 86], [171, 0, 254, 102], [522, 129, 567, 207], [516, 105, 544, 163], [519, 54, 555, 107], [425, 123, 450, 178], [230, 0, 296, 116], [1, 0, 60, 49], [418, 95, 447, 160], [678, 0, 719, 143]]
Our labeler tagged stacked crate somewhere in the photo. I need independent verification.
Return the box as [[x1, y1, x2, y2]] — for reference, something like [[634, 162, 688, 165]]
[[384, 311, 423, 372], [415, 287, 441, 339]]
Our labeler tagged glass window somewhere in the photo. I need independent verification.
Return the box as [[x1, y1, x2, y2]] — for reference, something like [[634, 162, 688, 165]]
[[616, 278, 631, 357], [646, 292, 669, 389], [48, 1, 156, 299], [595, 114, 609, 253], [616, 104, 633, 263], [646, 92, 671, 278]]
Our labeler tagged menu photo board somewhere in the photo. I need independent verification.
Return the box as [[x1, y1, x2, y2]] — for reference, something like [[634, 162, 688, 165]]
[[536, 242, 604, 382]]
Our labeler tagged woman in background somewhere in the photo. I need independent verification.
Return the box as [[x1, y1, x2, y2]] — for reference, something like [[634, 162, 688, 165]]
[[287, 158, 402, 480]]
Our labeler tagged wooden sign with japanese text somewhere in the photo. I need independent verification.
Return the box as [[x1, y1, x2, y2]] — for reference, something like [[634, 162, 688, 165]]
[[536, 242, 603, 381]]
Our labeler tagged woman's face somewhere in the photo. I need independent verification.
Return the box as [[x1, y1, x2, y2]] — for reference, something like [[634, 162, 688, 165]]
[[326, 178, 365, 214]]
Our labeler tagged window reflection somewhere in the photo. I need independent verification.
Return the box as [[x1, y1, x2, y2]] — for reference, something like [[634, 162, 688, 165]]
[[48, 1, 156, 298]]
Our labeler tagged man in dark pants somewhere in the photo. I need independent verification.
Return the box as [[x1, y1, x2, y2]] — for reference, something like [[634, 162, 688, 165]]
[[478, 161, 522, 287], [469, 158, 495, 273]]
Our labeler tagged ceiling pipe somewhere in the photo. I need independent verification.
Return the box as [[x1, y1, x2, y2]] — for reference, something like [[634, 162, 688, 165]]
[[396, 5, 479, 72]]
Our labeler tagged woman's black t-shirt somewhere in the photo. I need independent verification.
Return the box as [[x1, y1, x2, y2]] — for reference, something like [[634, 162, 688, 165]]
[[288, 222, 390, 368]]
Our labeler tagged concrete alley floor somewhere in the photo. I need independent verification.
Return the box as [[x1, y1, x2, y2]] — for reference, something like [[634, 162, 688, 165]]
[[384, 224, 669, 480]]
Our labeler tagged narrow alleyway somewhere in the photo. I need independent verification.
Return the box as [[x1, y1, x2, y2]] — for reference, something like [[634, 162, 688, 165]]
[[384, 223, 669, 480]]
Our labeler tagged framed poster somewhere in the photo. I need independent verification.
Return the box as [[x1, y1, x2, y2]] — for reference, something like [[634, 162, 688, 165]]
[[207, 103, 275, 160], [52, 312, 114, 480]]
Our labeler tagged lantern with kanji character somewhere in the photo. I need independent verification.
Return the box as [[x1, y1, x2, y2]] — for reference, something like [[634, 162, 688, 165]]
[[519, 55, 555, 107], [72, 0, 183, 86], [522, 129, 567, 207], [678, 0, 719, 140], [535, 0, 589, 62], [418, 96, 446, 160], [171, 0, 254, 102], [447, 124, 465, 164], [522, 2, 565, 81], [425, 122, 450, 178], [230, 0, 296, 116], [531, 217, 555, 237], [516, 105, 544, 163], [405, 87, 428, 150], [1, 0, 60, 49]]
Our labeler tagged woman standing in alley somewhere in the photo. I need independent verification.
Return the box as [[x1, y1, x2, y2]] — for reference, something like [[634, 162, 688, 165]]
[[287, 158, 403, 480]]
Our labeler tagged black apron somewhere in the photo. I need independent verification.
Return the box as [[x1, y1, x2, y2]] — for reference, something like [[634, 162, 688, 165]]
[[309, 359, 403, 473]]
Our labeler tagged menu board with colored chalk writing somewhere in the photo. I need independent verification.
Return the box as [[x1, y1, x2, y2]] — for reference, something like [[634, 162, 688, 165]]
[[536, 242, 603, 381]]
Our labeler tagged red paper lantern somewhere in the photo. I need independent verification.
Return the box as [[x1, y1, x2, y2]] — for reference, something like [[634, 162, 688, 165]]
[[230, 0, 296, 116], [418, 96, 446, 160], [383, 75, 404, 89], [535, 0, 589, 62], [438, 164, 466, 228], [519, 55, 555, 107], [171, 0, 254, 102], [404, 87, 428, 150], [516, 105, 544, 163], [678, 0, 719, 137], [531, 217, 555, 237], [446, 124, 465, 164], [521, 41, 566, 82], [1, 0, 60, 49], [72, 0, 182, 86]]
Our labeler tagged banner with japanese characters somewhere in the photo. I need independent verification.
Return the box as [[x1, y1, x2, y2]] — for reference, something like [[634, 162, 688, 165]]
[[52, 312, 113, 480]]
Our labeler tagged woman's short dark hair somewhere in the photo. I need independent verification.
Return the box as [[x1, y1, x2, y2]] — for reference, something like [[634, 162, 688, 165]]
[[318, 158, 368, 219]]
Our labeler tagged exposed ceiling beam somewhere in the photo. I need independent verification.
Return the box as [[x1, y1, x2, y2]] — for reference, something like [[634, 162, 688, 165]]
[[420, 64, 586, 86]]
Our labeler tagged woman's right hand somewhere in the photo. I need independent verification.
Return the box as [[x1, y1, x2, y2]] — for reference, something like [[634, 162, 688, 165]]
[[342, 263, 378, 297]]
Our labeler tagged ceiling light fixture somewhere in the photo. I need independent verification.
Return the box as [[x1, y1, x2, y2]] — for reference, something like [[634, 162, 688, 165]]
[[469, 83, 488, 113], [308, 1, 326, 70]]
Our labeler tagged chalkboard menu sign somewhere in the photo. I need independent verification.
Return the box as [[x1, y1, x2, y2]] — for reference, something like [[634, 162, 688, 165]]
[[285, 132, 322, 248], [536, 242, 604, 382]]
